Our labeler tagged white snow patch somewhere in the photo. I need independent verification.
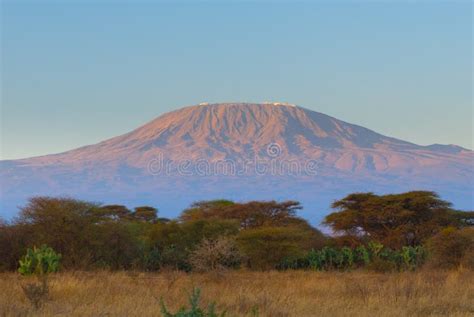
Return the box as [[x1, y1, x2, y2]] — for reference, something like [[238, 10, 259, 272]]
[[263, 102, 296, 107]]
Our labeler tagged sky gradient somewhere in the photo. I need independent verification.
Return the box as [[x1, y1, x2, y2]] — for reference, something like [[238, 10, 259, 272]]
[[1, 1, 472, 160]]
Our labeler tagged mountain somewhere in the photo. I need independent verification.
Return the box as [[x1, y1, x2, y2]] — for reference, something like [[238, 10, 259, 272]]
[[1, 103, 473, 221]]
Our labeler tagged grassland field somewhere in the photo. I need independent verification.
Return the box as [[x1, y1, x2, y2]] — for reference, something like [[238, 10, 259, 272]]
[[1, 269, 473, 317]]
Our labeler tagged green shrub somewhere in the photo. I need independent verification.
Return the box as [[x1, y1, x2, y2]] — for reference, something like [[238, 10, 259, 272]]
[[304, 247, 354, 271], [307, 249, 323, 270], [367, 241, 383, 258], [18, 245, 61, 309], [340, 247, 354, 269], [355, 246, 370, 265], [400, 246, 426, 270], [237, 226, 311, 270], [143, 247, 161, 271], [18, 245, 61, 276], [303, 243, 426, 271], [160, 287, 226, 317]]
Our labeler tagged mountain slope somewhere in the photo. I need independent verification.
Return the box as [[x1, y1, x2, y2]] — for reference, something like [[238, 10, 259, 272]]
[[1, 103, 472, 219], [8, 103, 472, 173]]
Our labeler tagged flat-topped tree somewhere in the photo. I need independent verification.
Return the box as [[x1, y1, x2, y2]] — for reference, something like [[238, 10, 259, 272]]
[[132, 206, 158, 223], [324, 191, 462, 248], [180, 200, 306, 229]]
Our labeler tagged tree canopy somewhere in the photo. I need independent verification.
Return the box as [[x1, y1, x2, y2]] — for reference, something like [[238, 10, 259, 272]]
[[180, 199, 307, 229], [1, 192, 471, 272], [324, 191, 465, 248]]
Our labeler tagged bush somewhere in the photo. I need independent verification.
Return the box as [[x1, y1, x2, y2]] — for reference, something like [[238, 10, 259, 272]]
[[17, 197, 100, 269], [18, 245, 61, 309], [237, 226, 312, 270], [367, 258, 397, 273], [142, 247, 162, 271], [147, 220, 240, 271], [306, 247, 360, 271], [160, 287, 226, 317], [189, 238, 240, 272], [18, 245, 61, 276], [302, 243, 426, 271], [0, 222, 31, 271], [400, 246, 426, 270], [426, 227, 474, 269], [355, 246, 370, 266]]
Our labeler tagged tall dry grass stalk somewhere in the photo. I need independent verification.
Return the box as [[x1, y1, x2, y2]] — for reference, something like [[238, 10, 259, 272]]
[[1, 269, 473, 316]]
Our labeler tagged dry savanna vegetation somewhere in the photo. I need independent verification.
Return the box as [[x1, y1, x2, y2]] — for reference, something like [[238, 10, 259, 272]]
[[1, 191, 473, 316], [1, 269, 474, 317]]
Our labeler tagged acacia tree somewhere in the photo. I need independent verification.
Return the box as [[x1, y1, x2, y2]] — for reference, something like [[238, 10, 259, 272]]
[[181, 200, 306, 229], [324, 191, 462, 248], [98, 205, 133, 221], [179, 200, 235, 222], [132, 206, 158, 223]]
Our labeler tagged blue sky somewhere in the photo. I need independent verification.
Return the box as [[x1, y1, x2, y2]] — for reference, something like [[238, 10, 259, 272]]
[[1, 1, 472, 160]]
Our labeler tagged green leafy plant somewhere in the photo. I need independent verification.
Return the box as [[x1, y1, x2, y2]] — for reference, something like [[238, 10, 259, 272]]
[[368, 241, 384, 258], [304, 243, 426, 272], [18, 245, 61, 276], [400, 246, 426, 270], [307, 249, 323, 270], [340, 247, 354, 269], [355, 246, 370, 265], [160, 287, 226, 317], [18, 245, 61, 309]]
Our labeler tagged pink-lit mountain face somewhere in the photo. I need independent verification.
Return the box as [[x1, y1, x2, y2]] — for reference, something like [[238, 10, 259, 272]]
[[1, 103, 472, 220]]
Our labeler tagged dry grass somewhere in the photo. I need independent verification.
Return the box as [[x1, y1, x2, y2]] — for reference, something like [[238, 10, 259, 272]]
[[1, 269, 473, 317]]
